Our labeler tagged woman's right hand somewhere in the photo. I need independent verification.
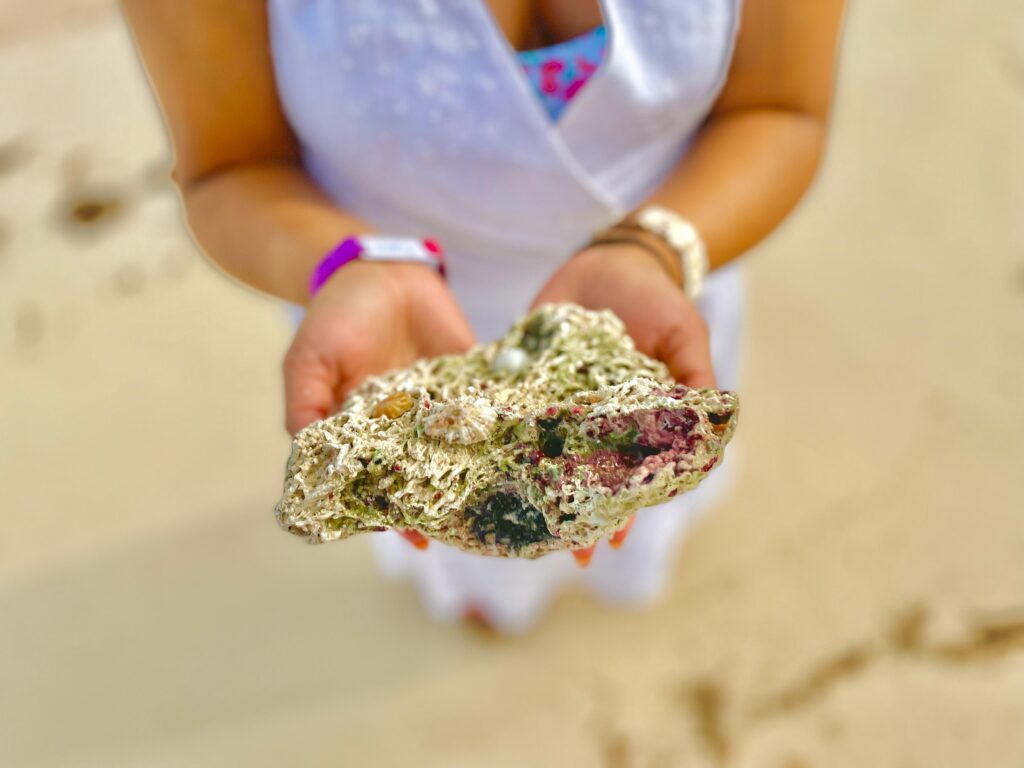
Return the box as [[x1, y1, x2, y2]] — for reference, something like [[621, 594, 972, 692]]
[[283, 262, 475, 435]]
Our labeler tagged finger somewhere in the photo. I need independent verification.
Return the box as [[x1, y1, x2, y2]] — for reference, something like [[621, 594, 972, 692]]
[[572, 544, 597, 567], [656, 311, 716, 389], [398, 529, 430, 550], [283, 341, 337, 436], [609, 516, 636, 549], [416, 310, 477, 356], [530, 267, 586, 309], [530, 282, 572, 309]]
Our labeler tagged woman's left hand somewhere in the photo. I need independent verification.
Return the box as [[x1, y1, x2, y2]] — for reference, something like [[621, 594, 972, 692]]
[[531, 242, 715, 389], [531, 242, 715, 564]]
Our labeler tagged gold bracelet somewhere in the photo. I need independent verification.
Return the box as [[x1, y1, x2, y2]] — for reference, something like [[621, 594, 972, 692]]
[[617, 206, 709, 302]]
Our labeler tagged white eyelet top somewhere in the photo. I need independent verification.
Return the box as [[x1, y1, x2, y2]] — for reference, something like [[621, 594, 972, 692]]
[[268, 0, 740, 341]]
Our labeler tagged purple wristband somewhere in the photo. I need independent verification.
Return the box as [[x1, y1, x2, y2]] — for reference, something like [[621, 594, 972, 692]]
[[309, 237, 362, 296], [309, 236, 446, 297]]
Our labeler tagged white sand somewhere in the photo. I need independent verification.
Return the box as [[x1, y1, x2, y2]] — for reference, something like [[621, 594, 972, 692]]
[[1, 2, 1022, 766]]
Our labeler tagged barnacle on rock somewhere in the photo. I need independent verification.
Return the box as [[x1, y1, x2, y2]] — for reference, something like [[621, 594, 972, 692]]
[[276, 304, 739, 558], [422, 395, 498, 444]]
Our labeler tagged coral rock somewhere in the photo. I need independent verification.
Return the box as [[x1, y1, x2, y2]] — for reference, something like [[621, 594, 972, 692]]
[[276, 304, 738, 558]]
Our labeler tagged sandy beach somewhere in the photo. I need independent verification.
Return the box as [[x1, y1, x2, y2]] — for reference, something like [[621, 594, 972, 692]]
[[2, 1, 1023, 765]]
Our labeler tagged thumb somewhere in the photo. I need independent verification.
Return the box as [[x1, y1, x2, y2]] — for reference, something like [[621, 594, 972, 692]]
[[530, 278, 579, 310], [415, 310, 477, 356], [283, 341, 336, 436], [655, 314, 717, 390]]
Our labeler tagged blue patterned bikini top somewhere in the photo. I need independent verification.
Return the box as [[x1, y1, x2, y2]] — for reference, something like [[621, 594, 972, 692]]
[[518, 26, 608, 121]]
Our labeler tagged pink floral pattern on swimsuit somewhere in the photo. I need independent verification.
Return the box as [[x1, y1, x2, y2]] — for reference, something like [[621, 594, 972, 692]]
[[518, 26, 607, 121]]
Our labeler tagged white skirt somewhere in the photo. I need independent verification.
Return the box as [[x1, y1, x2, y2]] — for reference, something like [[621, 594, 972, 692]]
[[369, 264, 745, 631]]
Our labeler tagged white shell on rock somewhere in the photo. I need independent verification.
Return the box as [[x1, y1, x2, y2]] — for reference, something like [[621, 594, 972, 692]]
[[422, 396, 498, 444], [491, 346, 529, 375]]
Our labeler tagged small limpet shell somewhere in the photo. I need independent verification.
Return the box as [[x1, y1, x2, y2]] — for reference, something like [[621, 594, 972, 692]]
[[422, 396, 497, 444]]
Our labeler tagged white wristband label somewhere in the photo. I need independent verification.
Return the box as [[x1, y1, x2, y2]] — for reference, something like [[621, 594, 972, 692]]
[[359, 237, 434, 260]]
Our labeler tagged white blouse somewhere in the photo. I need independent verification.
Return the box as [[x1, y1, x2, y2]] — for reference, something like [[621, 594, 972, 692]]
[[268, 0, 741, 340]]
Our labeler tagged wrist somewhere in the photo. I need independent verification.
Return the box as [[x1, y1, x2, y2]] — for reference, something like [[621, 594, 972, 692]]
[[588, 205, 709, 301], [308, 254, 444, 311], [563, 242, 679, 308], [584, 228, 683, 286]]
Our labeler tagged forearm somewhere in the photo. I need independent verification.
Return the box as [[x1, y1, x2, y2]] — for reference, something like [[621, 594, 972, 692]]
[[181, 161, 368, 306], [646, 107, 827, 271]]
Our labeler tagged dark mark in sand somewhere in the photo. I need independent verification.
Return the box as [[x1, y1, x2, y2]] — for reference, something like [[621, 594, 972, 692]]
[[14, 302, 45, 348], [752, 645, 875, 719], [69, 196, 122, 225], [752, 604, 1024, 722], [684, 678, 730, 763], [0, 138, 33, 176], [54, 180, 128, 237], [111, 264, 146, 297], [599, 731, 630, 768]]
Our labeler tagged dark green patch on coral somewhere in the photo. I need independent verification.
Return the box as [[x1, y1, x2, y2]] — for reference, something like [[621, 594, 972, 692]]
[[708, 410, 733, 425], [466, 491, 555, 550], [537, 414, 566, 458], [520, 314, 555, 355]]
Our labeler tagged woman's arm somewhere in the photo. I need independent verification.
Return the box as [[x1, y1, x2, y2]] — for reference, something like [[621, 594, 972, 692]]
[[122, 0, 475, 434], [533, 0, 846, 386], [121, 0, 366, 306], [648, 0, 847, 269]]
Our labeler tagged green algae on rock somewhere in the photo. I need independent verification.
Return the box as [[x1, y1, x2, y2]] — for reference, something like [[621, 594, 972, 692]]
[[275, 304, 738, 558]]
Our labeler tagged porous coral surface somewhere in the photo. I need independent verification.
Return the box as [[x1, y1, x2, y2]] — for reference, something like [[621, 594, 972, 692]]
[[276, 304, 738, 557]]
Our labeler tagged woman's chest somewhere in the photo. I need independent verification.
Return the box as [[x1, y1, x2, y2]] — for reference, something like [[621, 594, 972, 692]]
[[267, 0, 740, 234], [269, 0, 737, 147], [482, 0, 603, 49]]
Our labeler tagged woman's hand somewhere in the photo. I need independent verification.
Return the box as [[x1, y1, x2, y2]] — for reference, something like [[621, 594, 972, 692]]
[[532, 242, 715, 564], [283, 262, 475, 435], [532, 243, 715, 388]]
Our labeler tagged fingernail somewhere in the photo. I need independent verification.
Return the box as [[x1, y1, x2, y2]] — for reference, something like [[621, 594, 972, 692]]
[[398, 529, 429, 550], [573, 545, 596, 567], [609, 516, 636, 549]]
